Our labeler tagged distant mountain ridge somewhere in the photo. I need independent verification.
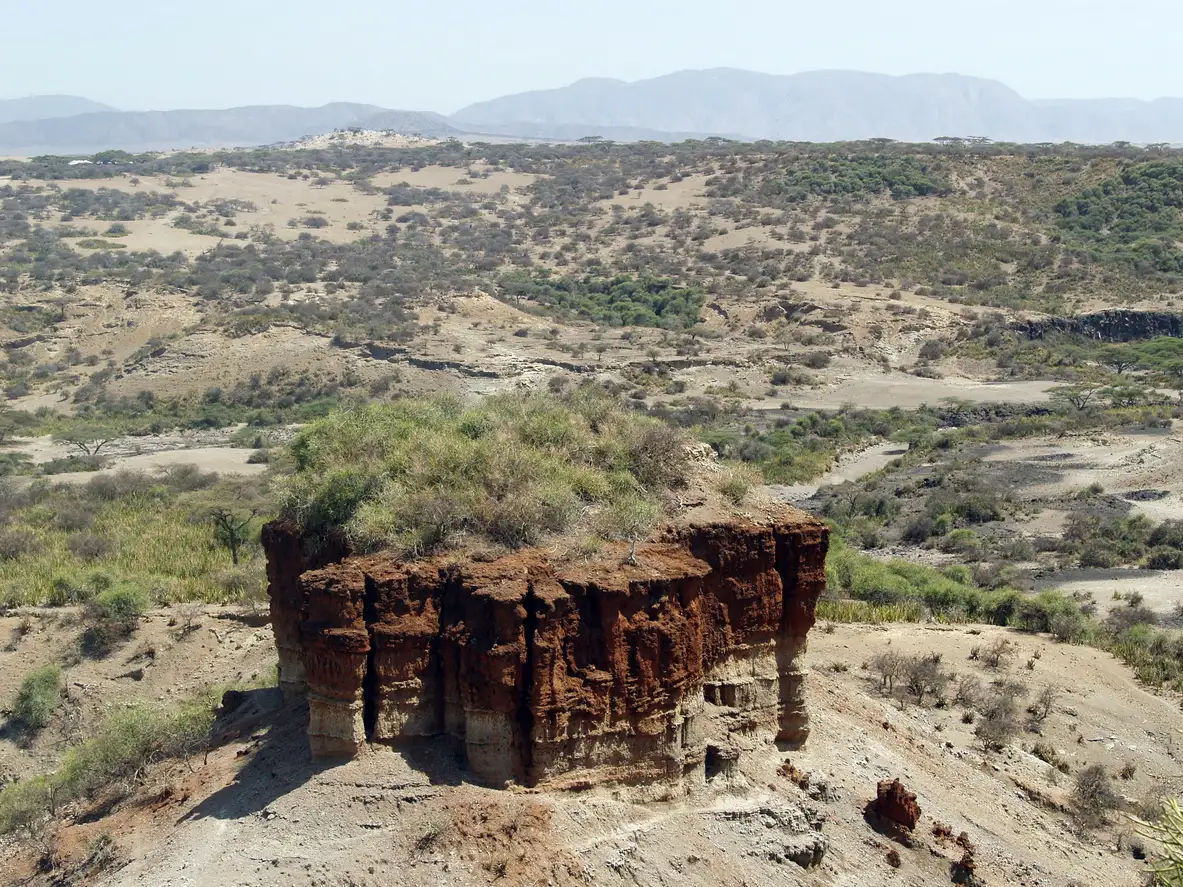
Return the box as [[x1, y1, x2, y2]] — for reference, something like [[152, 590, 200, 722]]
[[452, 69, 1183, 144], [0, 95, 115, 125], [8, 69, 1183, 153]]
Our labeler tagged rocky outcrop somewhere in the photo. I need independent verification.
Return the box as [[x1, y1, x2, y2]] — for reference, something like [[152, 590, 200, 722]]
[[1020, 309, 1183, 342], [264, 516, 829, 789], [865, 778, 922, 843]]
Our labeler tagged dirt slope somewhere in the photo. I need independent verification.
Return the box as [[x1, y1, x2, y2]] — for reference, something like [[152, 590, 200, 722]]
[[0, 617, 1166, 887]]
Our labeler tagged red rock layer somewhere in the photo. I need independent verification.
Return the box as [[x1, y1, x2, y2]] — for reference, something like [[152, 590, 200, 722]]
[[264, 517, 828, 788]]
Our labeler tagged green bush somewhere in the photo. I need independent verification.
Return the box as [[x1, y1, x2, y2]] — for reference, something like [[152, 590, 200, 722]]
[[81, 582, 148, 655], [716, 464, 762, 505], [87, 583, 147, 625], [497, 272, 705, 329], [11, 664, 63, 732]]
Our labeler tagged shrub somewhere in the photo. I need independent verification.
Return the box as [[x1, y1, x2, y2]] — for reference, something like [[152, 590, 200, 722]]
[[1107, 603, 1160, 634], [953, 673, 982, 707], [869, 651, 905, 693], [0, 693, 216, 836], [1145, 546, 1183, 570], [1049, 612, 1085, 643], [716, 464, 762, 505], [11, 664, 63, 732], [979, 637, 1015, 669], [918, 340, 944, 361], [903, 654, 950, 705], [1031, 741, 1070, 773], [81, 583, 147, 655], [52, 505, 95, 532], [85, 470, 153, 502], [87, 583, 146, 625], [1079, 545, 1120, 568], [67, 533, 114, 561], [1027, 685, 1058, 724], [901, 515, 935, 544], [803, 351, 831, 369], [594, 494, 661, 562], [974, 682, 1026, 751], [1071, 765, 1118, 827], [1148, 520, 1183, 550], [160, 463, 218, 492], [0, 530, 39, 561]]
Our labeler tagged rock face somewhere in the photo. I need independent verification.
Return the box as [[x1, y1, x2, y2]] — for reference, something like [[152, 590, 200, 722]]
[[1021, 309, 1183, 342], [263, 517, 828, 789]]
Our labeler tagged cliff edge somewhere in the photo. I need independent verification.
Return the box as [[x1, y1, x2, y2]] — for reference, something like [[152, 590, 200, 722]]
[[263, 515, 828, 790]]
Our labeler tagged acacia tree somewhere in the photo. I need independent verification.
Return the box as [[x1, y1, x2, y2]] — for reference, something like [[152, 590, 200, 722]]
[[1050, 384, 1100, 411], [208, 506, 259, 565], [1099, 344, 1140, 375], [54, 424, 119, 457], [192, 478, 270, 566]]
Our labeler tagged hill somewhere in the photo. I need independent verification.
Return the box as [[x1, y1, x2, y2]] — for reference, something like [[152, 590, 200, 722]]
[[454, 68, 1183, 143], [0, 95, 115, 125], [0, 103, 456, 154]]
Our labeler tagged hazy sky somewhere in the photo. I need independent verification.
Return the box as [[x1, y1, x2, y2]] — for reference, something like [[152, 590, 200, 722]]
[[3, 0, 1179, 111]]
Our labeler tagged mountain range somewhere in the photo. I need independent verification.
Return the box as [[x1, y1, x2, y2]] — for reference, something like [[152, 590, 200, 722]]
[[5, 69, 1183, 154]]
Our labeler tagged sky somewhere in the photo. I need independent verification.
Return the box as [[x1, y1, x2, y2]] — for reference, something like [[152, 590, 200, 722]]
[[2, 0, 1179, 112]]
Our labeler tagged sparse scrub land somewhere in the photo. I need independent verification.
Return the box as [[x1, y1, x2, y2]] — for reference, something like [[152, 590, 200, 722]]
[[0, 469, 269, 607], [0, 686, 223, 838], [3, 124, 1183, 887]]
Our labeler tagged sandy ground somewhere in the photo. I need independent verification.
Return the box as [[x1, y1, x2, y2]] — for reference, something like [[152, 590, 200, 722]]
[[7, 429, 274, 481], [46, 447, 269, 484], [983, 430, 1183, 521], [0, 621, 1165, 887], [779, 374, 1058, 410], [1037, 569, 1183, 619], [0, 607, 273, 778]]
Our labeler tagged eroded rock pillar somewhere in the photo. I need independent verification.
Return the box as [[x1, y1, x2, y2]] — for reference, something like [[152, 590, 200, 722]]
[[774, 525, 829, 746]]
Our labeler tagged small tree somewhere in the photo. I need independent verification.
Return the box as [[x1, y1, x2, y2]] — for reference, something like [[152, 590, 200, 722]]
[[1072, 765, 1118, 827], [1099, 345, 1140, 375], [870, 651, 905, 694], [207, 506, 259, 565], [1050, 385, 1100, 412], [597, 494, 661, 565], [192, 478, 269, 565], [980, 638, 1015, 669], [904, 654, 950, 706], [1027, 685, 1058, 725], [54, 424, 118, 457]]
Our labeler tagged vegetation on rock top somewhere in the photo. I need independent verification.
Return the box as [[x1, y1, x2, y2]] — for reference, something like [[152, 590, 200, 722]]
[[278, 390, 691, 558]]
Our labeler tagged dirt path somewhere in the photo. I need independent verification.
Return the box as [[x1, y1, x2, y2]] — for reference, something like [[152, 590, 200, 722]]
[[771, 440, 909, 501]]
